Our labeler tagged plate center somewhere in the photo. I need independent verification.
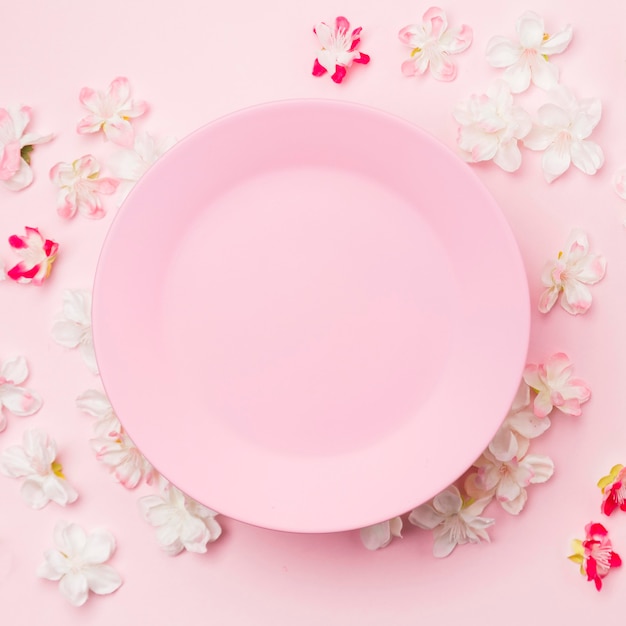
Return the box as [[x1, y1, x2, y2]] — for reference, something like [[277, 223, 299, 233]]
[[162, 165, 456, 456]]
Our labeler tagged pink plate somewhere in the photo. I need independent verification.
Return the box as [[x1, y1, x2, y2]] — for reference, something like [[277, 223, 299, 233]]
[[92, 100, 530, 533]]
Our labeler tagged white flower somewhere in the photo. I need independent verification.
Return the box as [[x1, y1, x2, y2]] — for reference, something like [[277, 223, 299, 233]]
[[76, 390, 121, 437], [538, 229, 606, 315], [359, 517, 403, 550], [523, 352, 591, 418], [77, 77, 148, 147], [465, 439, 554, 515], [398, 7, 473, 82], [486, 11, 572, 93], [91, 431, 153, 489], [37, 521, 122, 606], [488, 381, 551, 462], [0, 356, 42, 432], [139, 480, 222, 555], [0, 429, 78, 508], [524, 88, 603, 183], [453, 80, 531, 172], [109, 132, 176, 204], [51, 290, 98, 374], [0, 105, 53, 191], [409, 485, 494, 557]]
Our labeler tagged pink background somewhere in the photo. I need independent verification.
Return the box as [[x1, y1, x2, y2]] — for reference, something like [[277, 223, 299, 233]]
[[1, 0, 625, 623]]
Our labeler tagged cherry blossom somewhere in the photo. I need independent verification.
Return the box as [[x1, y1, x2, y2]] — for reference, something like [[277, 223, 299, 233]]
[[49, 154, 118, 219], [0, 429, 77, 508], [51, 289, 98, 374], [77, 77, 148, 147], [37, 521, 122, 606], [409, 485, 494, 557], [486, 11, 572, 93], [399, 7, 472, 82], [614, 169, 626, 200], [523, 353, 591, 418], [598, 465, 626, 516], [108, 132, 176, 204], [138, 479, 222, 555], [538, 229, 606, 315], [524, 88, 603, 183], [488, 381, 551, 462], [359, 517, 403, 550], [312, 16, 370, 83], [6, 227, 58, 285], [453, 80, 531, 172], [76, 390, 121, 437], [0, 356, 42, 431], [465, 437, 554, 515], [91, 430, 153, 489], [569, 523, 622, 591], [0, 105, 52, 191]]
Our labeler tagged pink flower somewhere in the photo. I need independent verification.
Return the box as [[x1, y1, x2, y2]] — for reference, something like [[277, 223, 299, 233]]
[[77, 77, 148, 147], [50, 155, 118, 219], [569, 523, 622, 591], [598, 465, 626, 516], [312, 16, 370, 83], [0, 105, 52, 191], [523, 88, 603, 183], [538, 230, 606, 315], [7, 227, 58, 285], [399, 7, 472, 82], [486, 11, 572, 93], [465, 437, 554, 515], [523, 353, 591, 418], [91, 431, 153, 489], [453, 80, 531, 172]]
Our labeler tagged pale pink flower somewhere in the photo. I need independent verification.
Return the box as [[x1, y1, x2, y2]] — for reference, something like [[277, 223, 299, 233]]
[[6, 227, 58, 285], [453, 80, 531, 172], [312, 16, 370, 83], [37, 521, 122, 606], [51, 290, 98, 374], [0, 429, 77, 508], [488, 381, 551, 462], [524, 88, 603, 183], [465, 438, 554, 515], [523, 353, 591, 418], [0, 105, 52, 191], [359, 517, 403, 550], [91, 430, 153, 489], [50, 155, 118, 219], [399, 7, 472, 82], [108, 131, 176, 204], [409, 485, 494, 557], [538, 229, 606, 315], [486, 11, 572, 93], [0, 356, 42, 431], [76, 390, 121, 437], [139, 479, 222, 555], [77, 77, 148, 147], [613, 169, 626, 200]]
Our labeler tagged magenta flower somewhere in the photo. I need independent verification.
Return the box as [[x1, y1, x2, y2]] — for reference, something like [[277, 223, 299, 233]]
[[598, 465, 626, 516], [312, 16, 370, 83], [569, 523, 622, 591], [7, 227, 58, 285]]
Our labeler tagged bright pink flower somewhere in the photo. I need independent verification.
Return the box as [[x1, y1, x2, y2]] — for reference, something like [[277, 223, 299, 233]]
[[77, 77, 148, 147], [598, 465, 626, 516], [50, 155, 118, 219], [0, 105, 52, 191], [7, 227, 58, 285], [312, 16, 370, 83], [523, 353, 590, 418], [399, 7, 473, 82], [569, 523, 622, 591]]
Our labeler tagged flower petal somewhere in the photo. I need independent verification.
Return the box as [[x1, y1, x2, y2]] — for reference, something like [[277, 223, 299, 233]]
[[59, 572, 90, 606], [0, 385, 42, 417], [570, 140, 604, 176], [486, 36, 521, 68], [1, 356, 28, 384], [542, 143, 572, 183], [84, 564, 122, 595]]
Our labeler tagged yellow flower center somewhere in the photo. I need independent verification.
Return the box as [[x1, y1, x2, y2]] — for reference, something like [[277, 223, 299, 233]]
[[51, 461, 66, 479], [410, 47, 422, 57]]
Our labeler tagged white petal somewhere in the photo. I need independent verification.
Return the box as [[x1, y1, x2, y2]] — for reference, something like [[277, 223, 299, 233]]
[[525, 454, 555, 483], [432, 528, 457, 558], [51, 320, 83, 348], [0, 445, 33, 477], [1, 356, 28, 384], [55, 521, 86, 555], [529, 56, 559, 91], [561, 280, 592, 315], [508, 410, 551, 439], [62, 290, 92, 325], [20, 479, 49, 509], [540, 25, 573, 55], [79, 339, 99, 374], [81, 530, 115, 564], [314, 22, 334, 50], [486, 37, 521, 68], [499, 489, 527, 515], [502, 60, 532, 93], [59, 572, 90, 606], [488, 425, 518, 461], [523, 125, 557, 151], [516, 11, 545, 49], [570, 140, 604, 176], [493, 139, 522, 172], [2, 159, 34, 191], [542, 144, 572, 183], [76, 390, 111, 418], [37, 551, 66, 581], [408, 503, 442, 530], [432, 486, 462, 515], [84, 564, 122, 595], [360, 521, 392, 550], [0, 385, 42, 416]]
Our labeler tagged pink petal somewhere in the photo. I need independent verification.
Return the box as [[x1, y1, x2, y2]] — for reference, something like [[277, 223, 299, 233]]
[[108, 77, 131, 105], [2, 159, 34, 191], [440, 24, 473, 54], [77, 114, 103, 135], [422, 6, 448, 39], [398, 24, 419, 47], [335, 16, 350, 32], [353, 52, 369, 65], [331, 66, 347, 84], [428, 49, 457, 82], [561, 280, 592, 315], [312, 59, 327, 77], [538, 286, 559, 313], [104, 119, 135, 148]]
